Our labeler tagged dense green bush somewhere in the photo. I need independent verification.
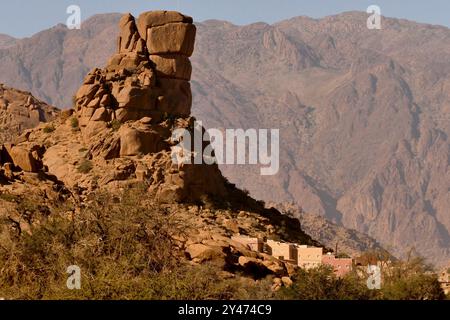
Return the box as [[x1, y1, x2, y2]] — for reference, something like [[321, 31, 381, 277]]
[[70, 117, 79, 129], [77, 159, 93, 174], [43, 125, 55, 133], [277, 266, 377, 300], [108, 119, 121, 131], [380, 255, 445, 300]]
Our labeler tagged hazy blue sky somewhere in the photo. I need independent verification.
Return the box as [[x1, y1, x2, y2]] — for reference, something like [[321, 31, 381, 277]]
[[1, 0, 449, 38]]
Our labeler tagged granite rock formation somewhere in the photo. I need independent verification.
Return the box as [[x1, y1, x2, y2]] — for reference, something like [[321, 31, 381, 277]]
[[65, 11, 228, 203], [0, 84, 58, 144]]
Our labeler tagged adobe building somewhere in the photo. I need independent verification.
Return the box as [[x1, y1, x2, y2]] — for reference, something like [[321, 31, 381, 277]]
[[266, 240, 297, 264], [296, 245, 323, 269], [322, 253, 353, 277], [231, 235, 264, 252]]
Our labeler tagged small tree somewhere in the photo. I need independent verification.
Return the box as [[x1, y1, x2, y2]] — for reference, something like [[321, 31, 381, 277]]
[[70, 117, 79, 129]]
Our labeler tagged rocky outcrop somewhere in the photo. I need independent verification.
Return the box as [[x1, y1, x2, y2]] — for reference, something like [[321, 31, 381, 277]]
[[74, 11, 195, 135], [44, 11, 224, 203], [0, 84, 58, 144]]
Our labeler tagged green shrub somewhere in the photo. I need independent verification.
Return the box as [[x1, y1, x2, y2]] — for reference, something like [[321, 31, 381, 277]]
[[380, 255, 445, 300], [70, 117, 79, 129], [382, 273, 444, 300], [277, 253, 446, 300], [77, 160, 93, 174], [108, 120, 121, 131], [277, 266, 377, 300], [43, 125, 55, 133], [0, 193, 20, 203]]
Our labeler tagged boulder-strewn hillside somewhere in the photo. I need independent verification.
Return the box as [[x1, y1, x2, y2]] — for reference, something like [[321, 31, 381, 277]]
[[1, 12, 449, 266], [1, 12, 323, 298], [0, 84, 58, 143]]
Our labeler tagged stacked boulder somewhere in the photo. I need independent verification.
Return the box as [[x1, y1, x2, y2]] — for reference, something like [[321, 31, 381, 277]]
[[138, 11, 194, 116], [75, 11, 196, 137], [72, 11, 227, 203], [136, 11, 194, 81]]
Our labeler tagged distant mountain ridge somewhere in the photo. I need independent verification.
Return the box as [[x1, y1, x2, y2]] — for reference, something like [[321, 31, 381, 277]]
[[1, 11, 449, 266], [0, 34, 17, 49]]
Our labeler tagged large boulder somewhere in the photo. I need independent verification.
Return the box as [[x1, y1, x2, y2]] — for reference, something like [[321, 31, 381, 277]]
[[118, 124, 166, 157], [150, 54, 192, 80], [156, 78, 192, 116], [136, 10, 193, 40], [186, 243, 226, 265], [147, 23, 196, 57], [118, 13, 146, 54], [113, 83, 156, 110], [75, 10, 196, 130], [9, 146, 42, 172], [68, 11, 229, 204]]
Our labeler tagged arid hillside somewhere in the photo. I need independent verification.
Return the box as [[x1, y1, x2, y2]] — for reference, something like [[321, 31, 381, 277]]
[[1, 11, 327, 299], [1, 12, 449, 266], [0, 84, 58, 143]]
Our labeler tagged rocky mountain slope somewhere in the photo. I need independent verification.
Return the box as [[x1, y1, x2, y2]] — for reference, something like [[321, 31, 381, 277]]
[[192, 13, 450, 266], [0, 34, 16, 49], [0, 12, 449, 265], [0, 84, 58, 143], [0, 12, 324, 292], [273, 202, 387, 258], [0, 14, 121, 108]]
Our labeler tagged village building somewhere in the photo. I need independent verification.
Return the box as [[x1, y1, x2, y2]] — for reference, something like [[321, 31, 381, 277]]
[[231, 235, 264, 252], [322, 253, 353, 277], [266, 240, 297, 264], [232, 236, 349, 272], [296, 245, 323, 269]]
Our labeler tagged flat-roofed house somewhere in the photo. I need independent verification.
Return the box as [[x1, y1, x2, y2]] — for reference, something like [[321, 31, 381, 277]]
[[322, 253, 353, 277], [231, 235, 264, 252], [296, 245, 322, 269], [266, 240, 297, 263]]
